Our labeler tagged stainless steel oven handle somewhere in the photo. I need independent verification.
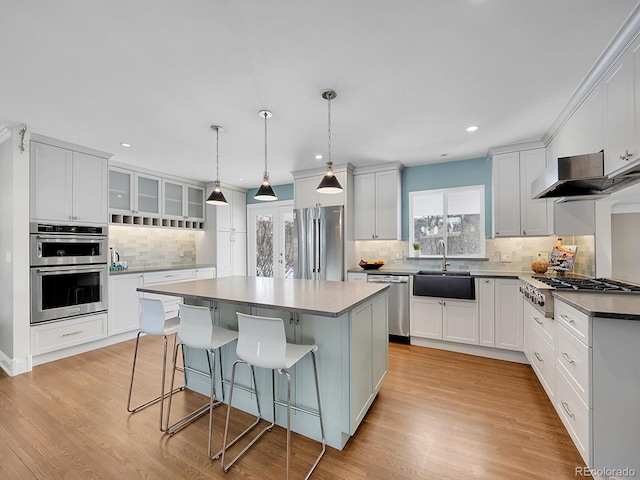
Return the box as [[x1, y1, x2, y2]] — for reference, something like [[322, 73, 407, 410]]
[[35, 265, 107, 274], [35, 235, 107, 241]]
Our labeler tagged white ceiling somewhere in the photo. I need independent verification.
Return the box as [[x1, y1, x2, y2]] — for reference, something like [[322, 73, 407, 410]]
[[1, 1, 639, 189]]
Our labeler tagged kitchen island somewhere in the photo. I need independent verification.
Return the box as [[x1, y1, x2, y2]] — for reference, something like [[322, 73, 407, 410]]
[[138, 276, 389, 450]]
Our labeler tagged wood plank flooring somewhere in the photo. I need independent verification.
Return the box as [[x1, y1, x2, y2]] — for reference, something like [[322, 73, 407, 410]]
[[0, 338, 586, 479]]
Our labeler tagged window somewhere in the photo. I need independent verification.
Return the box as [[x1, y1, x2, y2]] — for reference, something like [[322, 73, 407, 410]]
[[409, 185, 485, 257]]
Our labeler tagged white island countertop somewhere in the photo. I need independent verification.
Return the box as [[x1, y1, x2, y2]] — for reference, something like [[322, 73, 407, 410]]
[[138, 276, 389, 318]]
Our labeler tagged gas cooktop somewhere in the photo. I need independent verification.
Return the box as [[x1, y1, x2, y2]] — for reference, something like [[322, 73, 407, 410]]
[[532, 276, 640, 292]]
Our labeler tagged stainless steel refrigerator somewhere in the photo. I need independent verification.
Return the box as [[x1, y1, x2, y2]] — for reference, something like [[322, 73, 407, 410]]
[[293, 206, 344, 281]]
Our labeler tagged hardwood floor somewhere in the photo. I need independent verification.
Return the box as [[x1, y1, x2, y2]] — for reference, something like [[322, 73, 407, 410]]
[[0, 338, 586, 479]]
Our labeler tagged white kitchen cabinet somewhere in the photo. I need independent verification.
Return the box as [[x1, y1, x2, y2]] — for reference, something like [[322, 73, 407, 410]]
[[162, 179, 205, 222], [410, 296, 478, 344], [353, 164, 402, 240], [347, 272, 368, 282], [294, 171, 347, 209], [410, 297, 443, 339], [603, 42, 636, 176], [108, 273, 143, 335], [215, 186, 247, 277], [442, 299, 479, 345], [492, 148, 550, 237], [478, 278, 495, 347], [31, 312, 108, 356], [494, 279, 524, 351], [109, 167, 162, 218], [30, 141, 108, 224], [195, 267, 216, 279], [141, 269, 196, 318]]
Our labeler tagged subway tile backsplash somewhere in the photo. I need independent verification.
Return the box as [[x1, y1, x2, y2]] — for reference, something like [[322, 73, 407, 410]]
[[356, 235, 595, 276], [109, 225, 197, 268]]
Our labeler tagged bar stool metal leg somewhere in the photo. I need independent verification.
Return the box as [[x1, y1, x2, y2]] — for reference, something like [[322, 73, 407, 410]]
[[127, 330, 185, 432]]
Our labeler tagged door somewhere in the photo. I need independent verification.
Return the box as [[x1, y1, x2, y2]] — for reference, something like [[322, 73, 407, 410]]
[[248, 202, 294, 278], [73, 152, 108, 224], [30, 142, 73, 222]]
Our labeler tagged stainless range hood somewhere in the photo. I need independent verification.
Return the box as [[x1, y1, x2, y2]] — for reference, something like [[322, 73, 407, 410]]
[[532, 150, 640, 201]]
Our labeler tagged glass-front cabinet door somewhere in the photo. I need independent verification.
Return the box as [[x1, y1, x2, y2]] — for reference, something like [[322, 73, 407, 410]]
[[186, 184, 205, 221], [109, 167, 134, 214], [135, 173, 161, 217], [162, 179, 185, 219]]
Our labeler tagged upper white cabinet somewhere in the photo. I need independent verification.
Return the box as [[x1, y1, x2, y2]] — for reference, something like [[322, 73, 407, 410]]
[[30, 140, 108, 225], [354, 164, 402, 240], [108, 163, 205, 229], [492, 148, 550, 237], [292, 164, 353, 209], [162, 179, 205, 222], [109, 167, 161, 218], [214, 186, 247, 277]]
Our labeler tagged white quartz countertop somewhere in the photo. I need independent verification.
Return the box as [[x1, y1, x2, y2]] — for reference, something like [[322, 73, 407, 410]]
[[138, 276, 389, 318]]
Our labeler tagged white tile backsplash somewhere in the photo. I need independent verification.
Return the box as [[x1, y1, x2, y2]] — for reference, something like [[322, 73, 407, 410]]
[[356, 235, 595, 276]]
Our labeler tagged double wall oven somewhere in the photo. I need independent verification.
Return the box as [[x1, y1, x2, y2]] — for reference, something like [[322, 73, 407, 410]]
[[30, 223, 108, 324]]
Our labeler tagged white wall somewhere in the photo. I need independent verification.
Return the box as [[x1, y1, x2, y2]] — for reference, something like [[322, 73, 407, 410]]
[[612, 213, 640, 283]]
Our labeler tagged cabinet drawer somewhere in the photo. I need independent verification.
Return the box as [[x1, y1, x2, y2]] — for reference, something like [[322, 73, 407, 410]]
[[555, 300, 590, 346], [143, 269, 195, 285], [555, 367, 590, 466], [529, 321, 555, 399], [31, 313, 107, 355], [347, 272, 368, 283], [556, 323, 591, 406], [524, 301, 555, 344]]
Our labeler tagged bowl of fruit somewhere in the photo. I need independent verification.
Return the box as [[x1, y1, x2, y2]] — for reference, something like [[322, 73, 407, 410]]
[[359, 259, 385, 270]]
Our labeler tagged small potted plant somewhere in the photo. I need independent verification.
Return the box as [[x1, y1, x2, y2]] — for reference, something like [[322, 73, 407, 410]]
[[412, 243, 421, 257]]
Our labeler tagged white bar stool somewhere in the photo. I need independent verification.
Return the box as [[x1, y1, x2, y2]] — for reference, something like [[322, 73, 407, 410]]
[[165, 303, 238, 458], [221, 313, 326, 480], [127, 298, 184, 432]]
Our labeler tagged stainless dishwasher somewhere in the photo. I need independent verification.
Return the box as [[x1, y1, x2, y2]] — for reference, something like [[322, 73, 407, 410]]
[[367, 274, 410, 344]]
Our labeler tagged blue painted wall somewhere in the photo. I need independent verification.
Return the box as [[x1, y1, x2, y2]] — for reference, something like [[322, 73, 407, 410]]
[[401, 157, 492, 240], [246, 183, 294, 204]]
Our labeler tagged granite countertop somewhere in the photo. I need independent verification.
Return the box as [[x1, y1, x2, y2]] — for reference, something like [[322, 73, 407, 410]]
[[348, 267, 524, 279], [109, 264, 216, 275], [553, 291, 640, 321], [138, 276, 389, 318]]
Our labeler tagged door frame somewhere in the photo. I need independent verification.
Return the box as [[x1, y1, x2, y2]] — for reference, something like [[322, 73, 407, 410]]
[[247, 200, 294, 278]]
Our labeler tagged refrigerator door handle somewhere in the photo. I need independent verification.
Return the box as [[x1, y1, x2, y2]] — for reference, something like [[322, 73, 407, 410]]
[[312, 218, 317, 274], [316, 219, 321, 277]]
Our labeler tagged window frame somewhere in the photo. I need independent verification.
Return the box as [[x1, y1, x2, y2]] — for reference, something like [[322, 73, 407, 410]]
[[409, 185, 486, 258]]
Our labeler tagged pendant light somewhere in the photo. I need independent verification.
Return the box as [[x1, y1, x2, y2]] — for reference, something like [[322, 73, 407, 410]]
[[206, 125, 228, 206], [316, 89, 343, 194], [254, 110, 278, 201]]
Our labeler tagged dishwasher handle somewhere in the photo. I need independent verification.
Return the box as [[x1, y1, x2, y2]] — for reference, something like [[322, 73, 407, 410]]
[[367, 275, 409, 283]]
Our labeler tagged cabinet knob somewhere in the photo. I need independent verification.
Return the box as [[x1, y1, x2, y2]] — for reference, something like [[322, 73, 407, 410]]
[[620, 149, 633, 161]]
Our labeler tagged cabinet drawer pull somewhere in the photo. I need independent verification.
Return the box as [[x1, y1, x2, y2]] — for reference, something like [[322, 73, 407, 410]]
[[534, 317, 544, 326], [560, 313, 575, 324], [561, 400, 575, 418], [62, 330, 83, 337], [561, 352, 575, 364], [534, 351, 543, 363]]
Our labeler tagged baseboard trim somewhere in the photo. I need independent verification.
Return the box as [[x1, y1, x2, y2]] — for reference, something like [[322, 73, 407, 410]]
[[0, 350, 32, 376], [410, 337, 529, 364]]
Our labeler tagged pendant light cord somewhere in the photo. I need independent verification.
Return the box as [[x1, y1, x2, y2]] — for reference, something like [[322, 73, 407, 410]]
[[327, 95, 332, 167], [263, 111, 269, 178], [215, 127, 220, 182]]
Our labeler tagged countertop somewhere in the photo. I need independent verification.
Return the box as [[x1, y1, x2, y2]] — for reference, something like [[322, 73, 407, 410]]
[[348, 267, 524, 279], [109, 264, 216, 275], [552, 291, 640, 321], [138, 276, 389, 318]]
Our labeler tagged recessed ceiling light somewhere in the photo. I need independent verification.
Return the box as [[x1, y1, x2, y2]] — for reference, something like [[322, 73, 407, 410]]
[[237, 177, 244, 182], [120, 142, 131, 147], [465, 125, 479, 132], [315, 154, 323, 160]]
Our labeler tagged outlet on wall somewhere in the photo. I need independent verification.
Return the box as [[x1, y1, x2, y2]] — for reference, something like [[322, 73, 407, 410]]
[[395, 251, 403, 259], [500, 253, 512, 263]]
